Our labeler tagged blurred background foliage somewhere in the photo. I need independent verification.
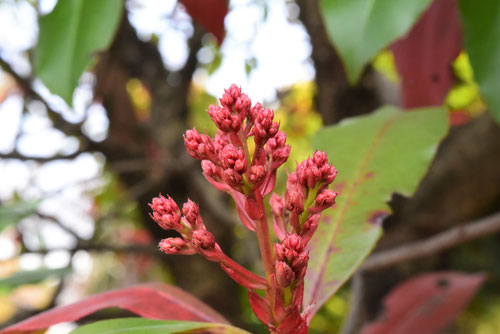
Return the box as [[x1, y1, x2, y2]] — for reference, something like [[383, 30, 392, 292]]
[[0, 0, 499, 333]]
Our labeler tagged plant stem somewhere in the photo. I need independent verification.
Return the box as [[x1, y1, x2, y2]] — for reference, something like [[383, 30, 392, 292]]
[[253, 190, 278, 327], [254, 191, 275, 281]]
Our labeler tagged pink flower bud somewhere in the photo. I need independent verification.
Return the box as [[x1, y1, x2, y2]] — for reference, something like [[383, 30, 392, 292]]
[[182, 199, 202, 229], [149, 195, 181, 230], [226, 84, 241, 100], [294, 151, 337, 189], [285, 189, 304, 215], [192, 230, 216, 250], [271, 145, 291, 170], [208, 105, 235, 132], [249, 102, 263, 122], [265, 130, 286, 155], [184, 128, 215, 161], [201, 160, 221, 178], [249, 165, 266, 184], [312, 150, 328, 167], [302, 214, 320, 244], [275, 233, 308, 269], [253, 108, 279, 144], [274, 243, 286, 261], [321, 163, 338, 185], [291, 252, 309, 272], [235, 93, 251, 115], [282, 233, 305, 253], [214, 131, 231, 152], [315, 189, 338, 207], [221, 144, 247, 173], [275, 261, 295, 288], [223, 168, 244, 188], [298, 162, 321, 188], [220, 92, 234, 108], [159, 237, 195, 255]]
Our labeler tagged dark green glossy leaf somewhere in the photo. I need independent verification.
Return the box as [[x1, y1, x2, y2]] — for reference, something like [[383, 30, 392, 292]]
[[459, 0, 500, 122], [320, 0, 432, 83], [70, 318, 251, 334], [35, 0, 123, 104], [305, 106, 448, 315], [0, 267, 71, 288]]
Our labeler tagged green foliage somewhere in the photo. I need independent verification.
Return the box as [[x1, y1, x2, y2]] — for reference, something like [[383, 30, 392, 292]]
[[35, 0, 123, 105], [0, 200, 40, 232], [188, 85, 218, 136], [459, 0, 500, 122], [304, 106, 448, 314], [320, 0, 432, 83], [0, 267, 71, 289], [70, 318, 251, 334]]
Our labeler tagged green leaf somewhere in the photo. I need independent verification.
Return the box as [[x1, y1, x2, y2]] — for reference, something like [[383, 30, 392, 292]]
[[319, 0, 432, 83], [305, 106, 448, 315], [70, 318, 251, 334], [458, 0, 500, 122], [0, 267, 71, 288], [0, 200, 40, 232], [35, 0, 123, 105]]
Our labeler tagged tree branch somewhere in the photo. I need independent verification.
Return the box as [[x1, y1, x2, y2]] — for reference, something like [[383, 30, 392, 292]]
[[361, 211, 500, 272], [28, 242, 160, 258], [0, 56, 83, 136], [0, 150, 84, 162], [36, 212, 81, 240]]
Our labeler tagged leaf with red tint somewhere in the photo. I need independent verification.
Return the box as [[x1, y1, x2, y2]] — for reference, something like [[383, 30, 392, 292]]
[[179, 0, 228, 45], [391, 0, 462, 108], [361, 271, 486, 334], [1, 283, 228, 333]]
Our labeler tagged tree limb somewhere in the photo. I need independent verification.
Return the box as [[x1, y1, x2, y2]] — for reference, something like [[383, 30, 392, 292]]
[[0, 56, 84, 136], [361, 211, 500, 272], [0, 150, 84, 162]]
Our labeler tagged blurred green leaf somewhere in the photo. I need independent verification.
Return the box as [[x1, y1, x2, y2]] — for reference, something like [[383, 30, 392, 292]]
[[70, 318, 251, 334], [459, 0, 500, 122], [305, 106, 448, 315], [0, 267, 71, 289], [0, 201, 40, 232], [206, 50, 223, 75], [320, 0, 432, 83], [35, 0, 123, 105], [245, 57, 257, 77]]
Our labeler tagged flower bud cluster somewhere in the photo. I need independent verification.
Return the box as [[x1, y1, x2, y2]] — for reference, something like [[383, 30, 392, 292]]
[[152, 85, 339, 334], [277, 150, 339, 239], [275, 233, 309, 286], [183, 84, 290, 224], [150, 194, 267, 290], [264, 233, 310, 333], [150, 195, 214, 257]]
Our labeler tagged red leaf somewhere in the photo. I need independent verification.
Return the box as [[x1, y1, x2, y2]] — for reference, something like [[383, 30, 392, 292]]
[[248, 290, 272, 325], [361, 271, 486, 334], [179, 0, 228, 45], [391, 0, 462, 108], [1, 283, 228, 333]]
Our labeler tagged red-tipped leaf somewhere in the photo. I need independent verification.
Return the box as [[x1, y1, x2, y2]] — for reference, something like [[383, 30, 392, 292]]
[[391, 0, 462, 108], [179, 0, 228, 45], [361, 271, 486, 334], [1, 283, 228, 333]]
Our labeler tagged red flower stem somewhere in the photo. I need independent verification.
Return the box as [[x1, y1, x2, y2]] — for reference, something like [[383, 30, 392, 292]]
[[254, 191, 275, 281], [254, 190, 278, 326], [220, 253, 267, 289]]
